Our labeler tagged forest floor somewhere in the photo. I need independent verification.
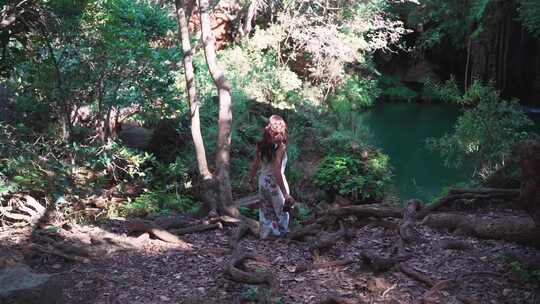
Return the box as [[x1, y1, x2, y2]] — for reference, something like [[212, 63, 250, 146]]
[[1, 205, 540, 304]]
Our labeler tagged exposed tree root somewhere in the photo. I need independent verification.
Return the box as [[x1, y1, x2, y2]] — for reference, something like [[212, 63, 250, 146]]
[[288, 223, 322, 241], [172, 222, 223, 235], [317, 295, 357, 304], [30, 243, 84, 262], [229, 217, 260, 250], [398, 200, 422, 254], [208, 215, 242, 226], [32, 233, 92, 258], [327, 204, 402, 220], [422, 212, 539, 247], [360, 251, 410, 272], [127, 220, 186, 244], [154, 217, 191, 230], [0, 195, 46, 225], [230, 224, 251, 250], [421, 279, 458, 304], [309, 222, 353, 253], [398, 263, 436, 287], [295, 258, 356, 274], [399, 263, 514, 303], [438, 239, 472, 251], [224, 253, 274, 286], [416, 188, 519, 219]]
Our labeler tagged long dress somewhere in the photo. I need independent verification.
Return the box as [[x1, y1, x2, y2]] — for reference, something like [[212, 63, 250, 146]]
[[258, 151, 290, 239]]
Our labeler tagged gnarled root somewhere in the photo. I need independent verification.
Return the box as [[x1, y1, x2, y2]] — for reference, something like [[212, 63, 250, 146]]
[[0, 195, 46, 225], [309, 222, 354, 253], [318, 295, 357, 304], [422, 212, 539, 247], [127, 220, 187, 244], [327, 204, 402, 220], [172, 222, 223, 235], [360, 251, 410, 272], [225, 253, 275, 286]]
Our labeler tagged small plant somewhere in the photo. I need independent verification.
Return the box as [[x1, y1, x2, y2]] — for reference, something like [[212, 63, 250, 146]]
[[292, 203, 312, 225], [240, 286, 282, 303], [508, 260, 540, 284], [119, 190, 197, 217], [239, 206, 258, 220], [314, 152, 392, 203]]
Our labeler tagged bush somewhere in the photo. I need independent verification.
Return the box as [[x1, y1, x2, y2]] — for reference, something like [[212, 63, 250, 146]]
[[120, 190, 197, 217], [329, 75, 381, 114], [314, 152, 392, 203], [379, 75, 418, 102], [427, 80, 533, 181]]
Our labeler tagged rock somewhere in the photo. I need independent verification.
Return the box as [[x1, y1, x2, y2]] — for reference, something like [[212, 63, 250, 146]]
[[147, 120, 184, 162], [0, 264, 63, 304], [117, 124, 153, 150]]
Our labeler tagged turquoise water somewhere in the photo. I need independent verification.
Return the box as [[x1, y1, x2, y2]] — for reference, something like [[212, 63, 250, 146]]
[[359, 103, 470, 201], [359, 103, 540, 202]]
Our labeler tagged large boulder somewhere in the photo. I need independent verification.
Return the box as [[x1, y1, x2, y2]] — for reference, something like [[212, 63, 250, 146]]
[[117, 124, 154, 150], [0, 264, 63, 304], [147, 120, 184, 162]]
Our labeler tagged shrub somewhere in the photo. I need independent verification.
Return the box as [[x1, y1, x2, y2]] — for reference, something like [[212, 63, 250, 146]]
[[314, 152, 392, 203], [427, 80, 533, 181], [379, 75, 418, 102]]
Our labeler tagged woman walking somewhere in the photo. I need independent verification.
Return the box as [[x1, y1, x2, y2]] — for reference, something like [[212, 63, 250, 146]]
[[248, 115, 295, 239]]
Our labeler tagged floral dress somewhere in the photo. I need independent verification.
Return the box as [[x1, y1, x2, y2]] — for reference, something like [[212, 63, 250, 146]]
[[258, 151, 289, 239]]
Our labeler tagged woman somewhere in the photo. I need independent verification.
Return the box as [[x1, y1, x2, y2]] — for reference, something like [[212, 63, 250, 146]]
[[248, 115, 295, 239]]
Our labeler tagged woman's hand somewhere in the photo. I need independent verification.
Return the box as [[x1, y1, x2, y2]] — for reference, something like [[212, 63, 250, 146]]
[[283, 194, 295, 212]]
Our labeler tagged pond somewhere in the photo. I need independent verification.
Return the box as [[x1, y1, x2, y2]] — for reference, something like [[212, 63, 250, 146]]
[[359, 102, 540, 202]]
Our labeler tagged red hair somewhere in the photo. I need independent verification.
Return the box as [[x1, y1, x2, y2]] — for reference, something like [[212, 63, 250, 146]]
[[257, 115, 288, 161]]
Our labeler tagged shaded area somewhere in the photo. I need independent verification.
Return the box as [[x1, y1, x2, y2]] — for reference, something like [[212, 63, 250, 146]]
[[1, 205, 539, 304]]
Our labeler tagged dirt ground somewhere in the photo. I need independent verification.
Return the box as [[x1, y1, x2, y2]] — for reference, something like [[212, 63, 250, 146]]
[[1, 209, 539, 304]]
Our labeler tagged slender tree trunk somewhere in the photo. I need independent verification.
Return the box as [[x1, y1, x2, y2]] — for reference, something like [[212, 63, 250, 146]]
[[242, 0, 258, 38], [103, 105, 112, 142], [175, 0, 219, 213], [198, 0, 238, 217], [465, 37, 472, 91], [44, 38, 71, 142], [175, 0, 212, 180]]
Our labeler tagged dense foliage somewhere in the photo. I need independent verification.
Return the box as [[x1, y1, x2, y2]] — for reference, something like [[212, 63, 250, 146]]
[[427, 80, 533, 180], [314, 152, 392, 203], [1, 0, 539, 220]]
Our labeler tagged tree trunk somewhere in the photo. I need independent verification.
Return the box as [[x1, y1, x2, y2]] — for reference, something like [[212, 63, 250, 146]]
[[175, 0, 212, 181], [197, 0, 238, 217], [517, 139, 540, 227], [175, 0, 218, 213], [44, 37, 71, 142], [242, 0, 258, 38]]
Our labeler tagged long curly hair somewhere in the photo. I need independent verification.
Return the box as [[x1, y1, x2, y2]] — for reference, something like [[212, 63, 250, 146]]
[[256, 115, 288, 162]]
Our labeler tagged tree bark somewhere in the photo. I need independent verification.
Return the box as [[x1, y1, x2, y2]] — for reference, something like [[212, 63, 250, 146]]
[[197, 0, 238, 217], [422, 212, 539, 247], [44, 36, 71, 142], [175, 0, 212, 181], [241, 0, 258, 38]]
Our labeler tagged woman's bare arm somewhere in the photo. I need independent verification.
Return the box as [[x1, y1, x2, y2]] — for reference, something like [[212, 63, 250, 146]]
[[272, 144, 289, 197]]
